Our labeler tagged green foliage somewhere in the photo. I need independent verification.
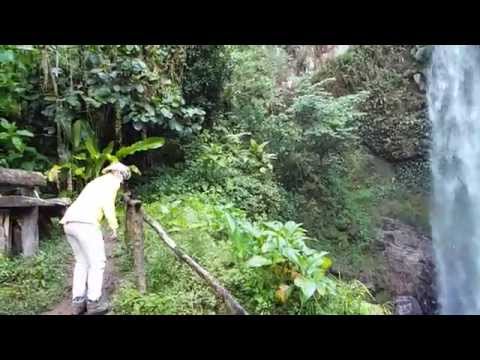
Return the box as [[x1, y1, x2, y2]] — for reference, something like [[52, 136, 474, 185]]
[[312, 45, 428, 164], [181, 46, 232, 125], [225, 215, 333, 303], [113, 191, 387, 315], [290, 279, 390, 315], [136, 129, 292, 220], [224, 46, 284, 132], [36, 46, 206, 137], [0, 45, 37, 117], [47, 135, 165, 191], [0, 118, 49, 170], [0, 231, 69, 314], [291, 79, 367, 160]]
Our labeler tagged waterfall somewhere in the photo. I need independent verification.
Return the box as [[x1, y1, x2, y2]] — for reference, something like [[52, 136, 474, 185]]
[[428, 45, 480, 314]]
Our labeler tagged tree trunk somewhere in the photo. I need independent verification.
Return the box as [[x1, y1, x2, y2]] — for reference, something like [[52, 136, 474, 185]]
[[143, 214, 248, 315]]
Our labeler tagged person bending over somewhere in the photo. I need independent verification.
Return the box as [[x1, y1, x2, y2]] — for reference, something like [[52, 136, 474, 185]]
[[60, 162, 131, 315]]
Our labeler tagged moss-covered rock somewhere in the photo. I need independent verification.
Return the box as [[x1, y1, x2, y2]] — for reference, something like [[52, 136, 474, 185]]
[[313, 45, 430, 163]]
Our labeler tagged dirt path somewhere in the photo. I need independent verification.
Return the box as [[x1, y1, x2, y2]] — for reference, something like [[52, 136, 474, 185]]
[[42, 234, 120, 315]]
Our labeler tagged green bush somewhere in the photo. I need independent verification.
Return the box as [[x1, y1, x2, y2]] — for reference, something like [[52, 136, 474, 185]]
[[135, 129, 292, 220], [0, 118, 50, 171]]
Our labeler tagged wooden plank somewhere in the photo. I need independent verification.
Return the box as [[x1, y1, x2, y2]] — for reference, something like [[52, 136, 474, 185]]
[[0, 185, 36, 196], [0, 210, 12, 256], [19, 207, 39, 257], [0, 167, 46, 187], [0, 196, 71, 208]]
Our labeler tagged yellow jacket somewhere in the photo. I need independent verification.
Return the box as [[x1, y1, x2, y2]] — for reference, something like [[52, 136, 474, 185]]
[[60, 173, 121, 231]]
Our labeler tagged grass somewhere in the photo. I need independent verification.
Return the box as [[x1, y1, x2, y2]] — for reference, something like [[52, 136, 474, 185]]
[[0, 226, 70, 315], [113, 193, 235, 315]]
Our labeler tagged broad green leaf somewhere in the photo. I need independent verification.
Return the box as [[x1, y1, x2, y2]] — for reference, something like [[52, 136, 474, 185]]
[[16, 130, 34, 137], [0, 118, 11, 130], [160, 108, 173, 119], [84, 137, 99, 159], [283, 247, 300, 264], [223, 212, 236, 234], [0, 50, 15, 63], [83, 96, 103, 108], [246, 255, 272, 268], [321, 256, 332, 271], [74, 167, 85, 176], [11, 137, 24, 151], [46, 164, 63, 182], [73, 153, 87, 160], [92, 86, 111, 99], [294, 276, 317, 300], [65, 95, 81, 109], [261, 236, 277, 253], [102, 141, 114, 156], [129, 164, 141, 175], [316, 282, 327, 297], [115, 137, 165, 160], [106, 154, 118, 163], [144, 103, 154, 115]]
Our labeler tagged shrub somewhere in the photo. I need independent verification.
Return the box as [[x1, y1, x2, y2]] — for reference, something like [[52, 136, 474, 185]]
[[135, 129, 292, 220]]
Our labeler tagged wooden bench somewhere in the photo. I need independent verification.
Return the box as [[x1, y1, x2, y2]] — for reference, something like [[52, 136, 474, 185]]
[[0, 167, 70, 257]]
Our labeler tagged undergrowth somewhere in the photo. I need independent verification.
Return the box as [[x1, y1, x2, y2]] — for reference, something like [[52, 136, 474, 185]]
[[113, 132, 390, 315], [0, 227, 70, 314]]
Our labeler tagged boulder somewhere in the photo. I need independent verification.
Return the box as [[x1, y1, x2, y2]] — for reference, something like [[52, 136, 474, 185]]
[[394, 296, 423, 315], [413, 72, 426, 92], [379, 217, 437, 314]]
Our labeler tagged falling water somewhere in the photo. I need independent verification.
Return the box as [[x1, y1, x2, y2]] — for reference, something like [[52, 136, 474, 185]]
[[428, 45, 480, 314]]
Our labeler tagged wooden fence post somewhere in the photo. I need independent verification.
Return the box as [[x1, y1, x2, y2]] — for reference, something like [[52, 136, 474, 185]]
[[125, 196, 147, 294]]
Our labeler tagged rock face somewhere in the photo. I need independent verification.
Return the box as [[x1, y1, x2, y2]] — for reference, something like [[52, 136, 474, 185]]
[[282, 45, 351, 77], [314, 45, 430, 163], [378, 217, 437, 314]]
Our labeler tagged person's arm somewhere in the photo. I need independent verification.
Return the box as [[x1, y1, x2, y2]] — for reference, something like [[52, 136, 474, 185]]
[[103, 181, 120, 237]]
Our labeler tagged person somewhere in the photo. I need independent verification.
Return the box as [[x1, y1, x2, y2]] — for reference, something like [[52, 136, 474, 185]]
[[60, 162, 131, 315]]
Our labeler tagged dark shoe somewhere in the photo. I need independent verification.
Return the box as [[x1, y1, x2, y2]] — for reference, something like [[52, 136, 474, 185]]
[[86, 297, 109, 315], [72, 296, 87, 315]]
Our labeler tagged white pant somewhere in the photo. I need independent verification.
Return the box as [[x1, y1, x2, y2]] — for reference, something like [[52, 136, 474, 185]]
[[63, 222, 106, 301]]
